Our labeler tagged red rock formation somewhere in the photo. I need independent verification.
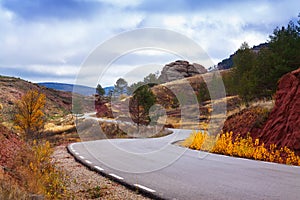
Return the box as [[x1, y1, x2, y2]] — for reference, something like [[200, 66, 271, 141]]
[[222, 106, 266, 139], [222, 68, 300, 155], [258, 68, 300, 154], [95, 101, 113, 118]]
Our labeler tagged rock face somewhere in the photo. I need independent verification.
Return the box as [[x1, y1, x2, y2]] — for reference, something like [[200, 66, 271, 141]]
[[159, 60, 207, 83], [222, 68, 300, 155], [258, 68, 300, 154], [95, 101, 113, 118], [222, 106, 267, 140]]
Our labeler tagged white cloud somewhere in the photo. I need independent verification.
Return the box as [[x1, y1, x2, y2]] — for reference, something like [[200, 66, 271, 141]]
[[80, 0, 141, 8], [0, 0, 299, 86]]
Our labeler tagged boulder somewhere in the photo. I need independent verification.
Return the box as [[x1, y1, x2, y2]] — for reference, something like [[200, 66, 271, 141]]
[[159, 60, 207, 83], [95, 101, 113, 118]]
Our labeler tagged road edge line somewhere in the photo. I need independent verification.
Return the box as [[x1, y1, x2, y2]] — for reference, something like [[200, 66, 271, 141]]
[[66, 144, 165, 200]]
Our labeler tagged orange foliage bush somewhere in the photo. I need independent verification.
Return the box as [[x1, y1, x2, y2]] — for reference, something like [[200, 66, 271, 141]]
[[183, 131, 300, 166], [14, 90, 46, 140]]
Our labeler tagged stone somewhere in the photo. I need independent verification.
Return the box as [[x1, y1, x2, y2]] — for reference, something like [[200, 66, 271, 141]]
[[159, 60, 207, 83]]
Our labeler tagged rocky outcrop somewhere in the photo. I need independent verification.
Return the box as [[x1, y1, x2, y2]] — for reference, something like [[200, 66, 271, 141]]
[[222, 68, 300, 155], [95, 101, 113, 118], [159, 60, 207, 83], [258, 68, 300, 154], [222, 106, 268, 140]]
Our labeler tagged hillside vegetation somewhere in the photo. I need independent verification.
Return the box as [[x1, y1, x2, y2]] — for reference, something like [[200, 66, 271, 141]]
[[0, 75, 72, 123], [223, 18, 300, 102]]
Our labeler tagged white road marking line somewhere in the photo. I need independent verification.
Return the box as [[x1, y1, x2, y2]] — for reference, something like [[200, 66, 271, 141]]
[[85, 160, 92, 164], [94, 166, 104, 171], [109, 173, 124, 180], [79, 156, 85, 159], [75, 152, 79, 155], [134, 184, 156, 193]]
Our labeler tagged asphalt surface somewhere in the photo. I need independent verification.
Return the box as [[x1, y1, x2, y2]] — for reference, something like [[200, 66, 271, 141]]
[[68, 129, 300, 200]]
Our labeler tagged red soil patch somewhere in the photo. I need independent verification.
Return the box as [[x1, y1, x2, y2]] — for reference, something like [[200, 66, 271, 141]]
[[258, 68, 300, 154]]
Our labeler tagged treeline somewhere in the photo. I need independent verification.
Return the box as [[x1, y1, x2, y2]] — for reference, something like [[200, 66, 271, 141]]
[[223, 16, 300, 103]]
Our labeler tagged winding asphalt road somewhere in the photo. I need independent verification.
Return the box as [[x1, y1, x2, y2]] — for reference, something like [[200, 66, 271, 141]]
[[68, 129, 300, 200]]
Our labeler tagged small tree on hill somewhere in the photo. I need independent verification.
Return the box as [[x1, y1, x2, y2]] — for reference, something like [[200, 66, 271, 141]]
[[96, 84, 105, 97], [129, 85, 156, 131], [14, 90, 46, 140], [114, 78, 128, 96]]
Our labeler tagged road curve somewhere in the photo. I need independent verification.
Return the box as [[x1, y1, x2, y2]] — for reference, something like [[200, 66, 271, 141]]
[[68, 129, 300, 200]]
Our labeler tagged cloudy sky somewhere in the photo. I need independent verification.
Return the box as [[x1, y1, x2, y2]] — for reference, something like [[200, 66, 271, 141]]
[[0, 0, 299, 87]]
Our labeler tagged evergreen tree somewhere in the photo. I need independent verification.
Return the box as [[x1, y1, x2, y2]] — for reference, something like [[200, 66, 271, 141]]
[[232, 42, 257, 103], [114, 78, 128, 96], [129, 85, 156, 129], [96, 84, 105, 97]]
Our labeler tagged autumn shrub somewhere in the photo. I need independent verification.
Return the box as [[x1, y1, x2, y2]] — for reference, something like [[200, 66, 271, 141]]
[[183, 131, 300, 166], [1, 140, 68, 199], [0, 180, 29, 200], [14, 90, 46, 140], [27, 140, 68, 199], [182, 131, 217, 152]]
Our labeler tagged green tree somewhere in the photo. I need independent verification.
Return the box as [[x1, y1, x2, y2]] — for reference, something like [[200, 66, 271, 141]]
[[14, 90, 46, 140], [267, 19, 300, 91], [96, 84, 105, 97], [224, 14, 300, 103], [127, 72, 160, 95], [197, 82, 210, 104], [129, 85, 156, 130], [127, 81, 143, 95], [143, 71, 160, 85], [114, 78, 128, 96], [232, 42, 257, 103]]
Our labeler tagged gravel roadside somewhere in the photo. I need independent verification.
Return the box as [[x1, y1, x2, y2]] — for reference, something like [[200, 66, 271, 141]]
[[52, 145, 151, 200]]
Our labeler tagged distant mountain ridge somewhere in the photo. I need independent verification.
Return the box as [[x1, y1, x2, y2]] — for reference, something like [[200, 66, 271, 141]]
[[38, 82, 113, 96]]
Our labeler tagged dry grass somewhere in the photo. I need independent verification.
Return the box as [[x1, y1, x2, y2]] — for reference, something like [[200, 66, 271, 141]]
[[227, 99, 274, 118], [44, 123, 75, 134]]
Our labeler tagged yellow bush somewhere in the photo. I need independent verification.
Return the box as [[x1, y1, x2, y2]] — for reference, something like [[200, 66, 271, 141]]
[[30, 141, 68, 199], [183, 131, 300, 166], [16, 140, 68, 199], [182, 131, 217, 152]]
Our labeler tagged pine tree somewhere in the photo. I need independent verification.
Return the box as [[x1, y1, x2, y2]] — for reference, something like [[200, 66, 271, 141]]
[[114, 78, 128, 96], [129, 85, 156, 130], [96, 84, 105, 97]]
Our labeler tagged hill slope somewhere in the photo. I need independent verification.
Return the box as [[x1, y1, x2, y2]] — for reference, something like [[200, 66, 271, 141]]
[[0, 75, 75, 122]]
